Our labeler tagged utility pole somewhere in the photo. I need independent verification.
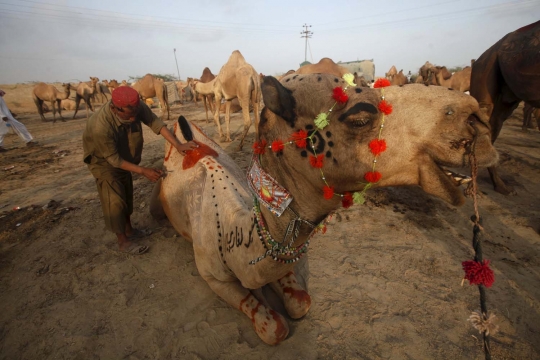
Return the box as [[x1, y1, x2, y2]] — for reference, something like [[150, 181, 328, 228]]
[[173, 48, 181, 81], [300, 24, 313, 62]]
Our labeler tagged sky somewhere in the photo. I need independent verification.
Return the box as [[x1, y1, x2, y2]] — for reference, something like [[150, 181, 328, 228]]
[[0, 0, 538, 84]]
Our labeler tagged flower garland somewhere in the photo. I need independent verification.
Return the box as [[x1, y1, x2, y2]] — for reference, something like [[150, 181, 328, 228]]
[[253, 74, 393, 209]]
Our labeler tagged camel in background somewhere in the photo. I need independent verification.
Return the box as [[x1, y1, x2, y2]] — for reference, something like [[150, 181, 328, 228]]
[[32, 82, 72, 122], [522, 103, 540, 131], [432, 66, 472, 92], [192, 79, 216, 123], [73, 77, 99, 120], [132, 74, 170, 120], [294, 58, 361, 85], [385, 66, 409, 86], [120, 80, 128, 86], [419, 61, 439, 85], [470, 20, 540, 194], [212, 50, 261, 150]]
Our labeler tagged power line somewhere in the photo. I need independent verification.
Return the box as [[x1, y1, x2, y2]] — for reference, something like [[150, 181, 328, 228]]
[[300, 24, 313, 63]]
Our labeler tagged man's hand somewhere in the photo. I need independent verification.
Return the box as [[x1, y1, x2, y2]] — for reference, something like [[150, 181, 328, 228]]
[[176, 141, 198, 155], [2, 117, 8, 122], [141, 167, 163, 182]]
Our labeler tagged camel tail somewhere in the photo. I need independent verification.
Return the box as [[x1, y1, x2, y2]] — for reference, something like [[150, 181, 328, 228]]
[[178, 115, 194, 141]]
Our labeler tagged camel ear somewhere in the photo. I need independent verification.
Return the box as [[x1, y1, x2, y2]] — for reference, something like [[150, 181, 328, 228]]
[[261, 76, 296, 126]]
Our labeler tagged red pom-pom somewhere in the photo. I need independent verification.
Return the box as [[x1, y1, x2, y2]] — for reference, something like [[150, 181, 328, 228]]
[[321, 225, 327, 234], [342, 192, 353, 208], [364, 171, 382, 183], [369, 139, 387, 155], [332, 87, 348, 104], [253, 139, 267, 155], [462, 260, 495, 288], [373, 78, 391, 88], [309, 154, 324, 168], [378, 100, 393, 115], [271, 140, 284, 153], [323, 185, 334, 199], [291, 129, 308, 148]]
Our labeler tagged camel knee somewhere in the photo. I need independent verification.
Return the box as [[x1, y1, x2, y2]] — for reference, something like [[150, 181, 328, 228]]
[[272, 272, 312, 319]]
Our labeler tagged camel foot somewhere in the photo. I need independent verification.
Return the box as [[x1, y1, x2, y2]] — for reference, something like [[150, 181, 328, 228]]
[[241, 294, 289, 345], [274, 272, 312, 319], [494, 183, 517, 196]]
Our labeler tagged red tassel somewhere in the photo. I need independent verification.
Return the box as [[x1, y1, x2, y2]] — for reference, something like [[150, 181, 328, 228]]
[[253, 139, 267, 155], [309, 154, 324, 168], [271, 140, 284, 153], [462, 260, 495, 288], [364, 171, 382, 183], [369, 139, 387, 155], [342, 192, 353, 208], [323, 185, 334, 199], [378, 100, 393, 115], [291, 129, 308, 148], [332, 87, 348, 104], [373, 78, 391, 88]]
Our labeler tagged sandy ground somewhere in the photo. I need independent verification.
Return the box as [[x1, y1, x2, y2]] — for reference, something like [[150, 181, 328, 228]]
[[0, 83, 539, 359]]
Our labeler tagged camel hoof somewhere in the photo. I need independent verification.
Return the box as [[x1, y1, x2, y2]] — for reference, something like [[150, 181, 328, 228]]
[[494, 184, 517, 196], [253, 309, 289, 345], [283, 290, 311, 319]]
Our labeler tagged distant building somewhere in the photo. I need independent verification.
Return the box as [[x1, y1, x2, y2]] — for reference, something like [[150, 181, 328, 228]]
[[337, 59, 375, 82]]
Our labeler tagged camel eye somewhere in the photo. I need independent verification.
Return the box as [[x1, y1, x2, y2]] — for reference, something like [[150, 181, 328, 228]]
[[446, 110, 454, 115]]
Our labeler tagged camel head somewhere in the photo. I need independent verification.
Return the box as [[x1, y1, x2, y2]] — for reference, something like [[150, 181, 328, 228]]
[[259, 74, 498, 207]]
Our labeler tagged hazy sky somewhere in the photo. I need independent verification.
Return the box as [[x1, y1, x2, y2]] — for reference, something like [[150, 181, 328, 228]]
[[0, 0, 538, 84]]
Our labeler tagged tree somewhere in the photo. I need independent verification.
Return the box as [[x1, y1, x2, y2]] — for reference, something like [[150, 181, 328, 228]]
[[128, 74, 177, 82]]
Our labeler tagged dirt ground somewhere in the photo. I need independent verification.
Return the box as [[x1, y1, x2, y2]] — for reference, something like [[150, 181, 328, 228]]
[[0, 83, 539, 359]]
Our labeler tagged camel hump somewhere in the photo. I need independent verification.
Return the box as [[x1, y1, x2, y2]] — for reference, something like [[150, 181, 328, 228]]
[[318, 58, 337, 65], [178, 116, 194, 141]]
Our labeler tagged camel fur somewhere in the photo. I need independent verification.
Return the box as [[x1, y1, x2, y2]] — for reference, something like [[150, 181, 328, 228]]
[[73, 77, 99, 120], [470, 20, 540, 194], [132, 74, 170, 120], [32, 82, 72, 122], [212, 50, 261, 150], [150, 73, 498, 345]]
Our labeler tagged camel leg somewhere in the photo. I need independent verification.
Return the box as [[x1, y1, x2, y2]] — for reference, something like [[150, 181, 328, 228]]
[[202, 275, 289, 345], [225, 101, 232, 142], [51, 101, 57, 123], [237, 99, 252, 151], [253, 91, 261, 137], [269, 271, 312, 319], [203, 96, 209, 123], [33, 97, 46, 122], [57, 99, 64, 121], [487, 98, 520, 195], [212, 93, 225, 141], [522, 103, 534, 131], [72, 96, 81, 119]]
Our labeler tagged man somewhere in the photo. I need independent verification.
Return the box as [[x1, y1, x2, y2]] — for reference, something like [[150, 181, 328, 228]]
[[0, 89, 38, 152], [83, 86, 197, 254]]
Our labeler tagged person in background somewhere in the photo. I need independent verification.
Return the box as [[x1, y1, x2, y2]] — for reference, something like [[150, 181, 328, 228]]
[[82, 86, 197, 255], [0, 89, 38, 152]]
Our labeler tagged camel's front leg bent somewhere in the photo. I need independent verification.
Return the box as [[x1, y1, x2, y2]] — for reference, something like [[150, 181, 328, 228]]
[[270, 271, 311, 319], [203, 276, 289, 345]]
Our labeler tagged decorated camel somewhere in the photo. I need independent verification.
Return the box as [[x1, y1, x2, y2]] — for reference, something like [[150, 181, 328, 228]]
[[150, 74, 498, 345], [385, 66, 409, 86], [212, 50, 261, 149], [72, 77, 99, 120], [132, 74, 170, 120], [32, 82, 72, 122], [470, 20, 540, 194], [432, 66, 472, 92]]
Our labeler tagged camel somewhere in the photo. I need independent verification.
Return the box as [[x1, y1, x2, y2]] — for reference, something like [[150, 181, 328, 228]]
[[295, 58, 361, 85], [132, 74, 170, 120], [212, 50, 261, 149], [194, 67, 216, 115], [92, 80, 109, 104], [385, 66, 408, 86], [522, 102, 540, 131], [419, 61, 439, 85], [470, 20, 540, 194], [120, 80, 128, 86], [60, 99, 79, 111], [32, 82, 72, 122], [150, 73, 498, 345], [433, 66, 472, 92], [192, 78, 216, 123], [72, 77, 98, 120]]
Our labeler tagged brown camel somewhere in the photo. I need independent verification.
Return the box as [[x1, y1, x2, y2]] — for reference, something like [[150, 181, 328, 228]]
[[73, 77, 98, 120], [295, 57, 361, 85], [522, 102, 540, 131], [470, 20, 540, 194], [192, 79, 216, 123], [419, 61, 439, 85], [433, 66, 472, 92], [212, 50, 261, 149], [132, 74, 170, 120], [32, 82, 72, 122], [385, 66, 409, 86], [150, 74, 498, 345]]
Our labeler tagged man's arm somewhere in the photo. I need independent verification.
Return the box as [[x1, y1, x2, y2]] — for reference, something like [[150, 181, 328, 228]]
[[159, 126, 198, 154], [119, 159, 162, 182]]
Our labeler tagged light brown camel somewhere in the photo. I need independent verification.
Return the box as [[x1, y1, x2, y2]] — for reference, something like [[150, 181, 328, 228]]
[[433, 66, 472, 92], [295, 57, 361, 85], [60, 99, 79, 111], [470, 20, 540, 194], [120, 80, 128, 86], [212, 50, 260, 149], [73, 77, 98, 120], [32, 82, 72, 122], [132, 74, 170, 120], [522, 102, 540, 131], [419, 61, 439, 85], [192, 79, 216, 123], [195, 67, 216, 116], [150, 74, 498, 345], [93, 80, 109, 103], [385, 66, 409, 86]]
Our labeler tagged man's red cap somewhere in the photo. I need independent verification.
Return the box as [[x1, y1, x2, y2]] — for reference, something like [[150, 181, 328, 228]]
[[112, 86, 140, 108]]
